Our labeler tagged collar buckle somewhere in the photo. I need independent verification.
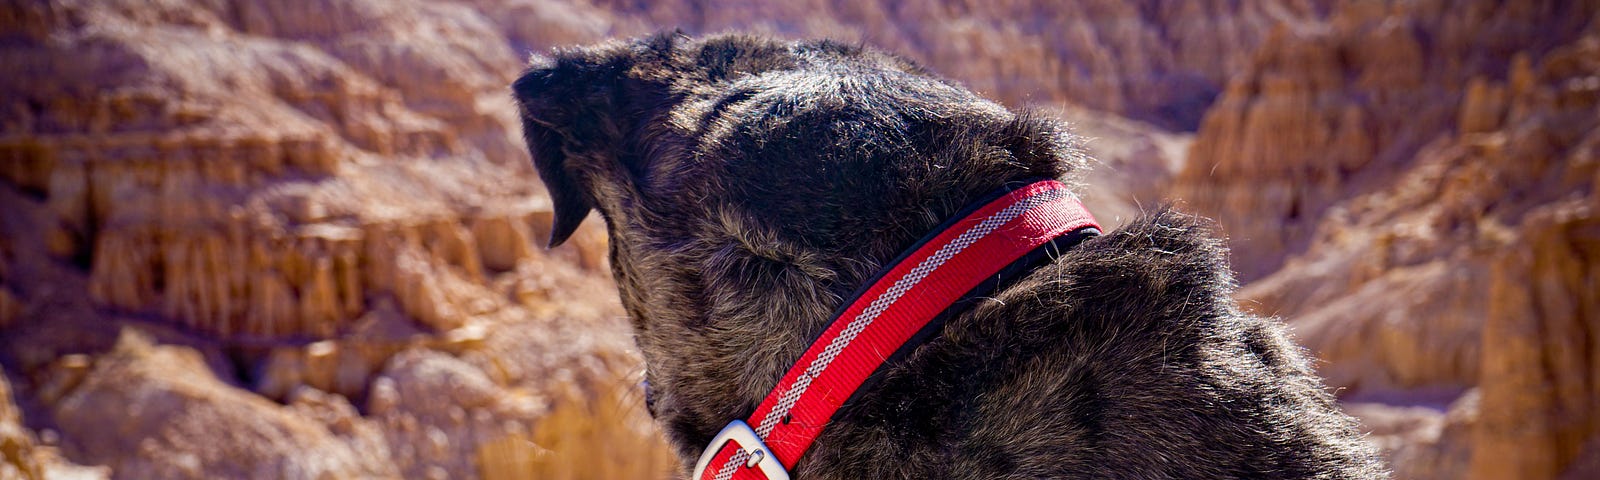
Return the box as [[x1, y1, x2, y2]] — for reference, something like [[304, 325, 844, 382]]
[[691, 420, 790, 480]]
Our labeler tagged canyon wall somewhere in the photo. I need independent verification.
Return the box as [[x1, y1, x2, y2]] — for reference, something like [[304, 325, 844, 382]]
[[1186, 3, 1600, 479], [1174, 0, 1596, 282], [1, 0, 664, 478], [586, 0, 1319, 130]]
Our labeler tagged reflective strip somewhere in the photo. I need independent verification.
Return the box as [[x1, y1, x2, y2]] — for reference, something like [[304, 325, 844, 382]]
[[753, 189, 1066, 438]]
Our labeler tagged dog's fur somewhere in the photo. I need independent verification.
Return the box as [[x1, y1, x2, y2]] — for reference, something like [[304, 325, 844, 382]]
[[512, 32, 1385, 479]]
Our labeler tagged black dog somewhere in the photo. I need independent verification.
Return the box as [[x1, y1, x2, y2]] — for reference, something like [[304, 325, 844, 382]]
[[513, 32, 1384, 479]]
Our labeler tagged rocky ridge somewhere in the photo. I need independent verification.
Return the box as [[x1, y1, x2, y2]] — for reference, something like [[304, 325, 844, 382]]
[[1175, 0, 1596, 282], [587, 0, 1320, 130], [1, 0, 664, 478], [1174, 2, 1600, 479]]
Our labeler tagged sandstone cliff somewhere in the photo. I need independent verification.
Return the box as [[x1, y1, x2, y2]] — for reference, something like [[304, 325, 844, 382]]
[[1204, 5, 1600, 479], [1175, 0, 1598, 282], [1475, 200, 1599, 480], [51, 330, 398, 478], [588, 0, 1318, 130], [1, 0, 667, 478], [2, 367, 109, 480]]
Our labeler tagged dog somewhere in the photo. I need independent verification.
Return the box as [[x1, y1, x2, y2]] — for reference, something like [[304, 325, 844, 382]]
[[512, 32, 1385, 479]]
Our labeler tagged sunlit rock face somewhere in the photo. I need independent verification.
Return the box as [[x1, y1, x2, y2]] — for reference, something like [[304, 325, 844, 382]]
[[48, 331, 398, 479], [580, 0, 1315, 131], [3, 369, 103, 480], [1, 0, 660, 478], [1, 1, 1595, 479], [1184, 3, 1599, 479], [1174, 0, 1595, 283]]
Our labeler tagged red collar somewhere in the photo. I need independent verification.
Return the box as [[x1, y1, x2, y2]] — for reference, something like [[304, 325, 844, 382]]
[[692, 179, 1100, 480]]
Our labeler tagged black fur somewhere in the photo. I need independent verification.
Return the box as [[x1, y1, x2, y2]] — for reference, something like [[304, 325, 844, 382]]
[[512, 32, 1385, 479]]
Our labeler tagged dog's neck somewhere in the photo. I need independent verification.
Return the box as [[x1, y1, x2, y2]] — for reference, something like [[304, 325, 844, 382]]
[[614, 174, 1083, 461], [686, 180, 1099, 479]]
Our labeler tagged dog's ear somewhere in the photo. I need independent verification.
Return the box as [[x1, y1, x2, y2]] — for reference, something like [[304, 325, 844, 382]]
[[512, 53, 625, 248], [513, 34, 688, 247]]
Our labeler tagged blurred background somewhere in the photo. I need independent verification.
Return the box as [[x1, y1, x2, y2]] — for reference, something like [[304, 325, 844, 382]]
[[0, 0, 1596, 478]]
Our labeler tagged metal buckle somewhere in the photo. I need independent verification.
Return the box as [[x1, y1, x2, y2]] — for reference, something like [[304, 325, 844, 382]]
[[690, 420, 790, 480]]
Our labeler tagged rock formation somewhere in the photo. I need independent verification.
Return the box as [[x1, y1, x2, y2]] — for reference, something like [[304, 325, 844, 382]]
[[1474, 199, 1599, 480], [3, 367, 109, 480], [1, 0, 667, 478], [1174, 0, 1597, 282], [586, 0, 1319, 130], [0, 371, 42, 480], [1218, 8, 1600, 480], [50, 330, 398, 478]]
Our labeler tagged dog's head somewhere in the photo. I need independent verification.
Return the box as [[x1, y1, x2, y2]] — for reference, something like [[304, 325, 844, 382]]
[[512, 32, 1087, 459]]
